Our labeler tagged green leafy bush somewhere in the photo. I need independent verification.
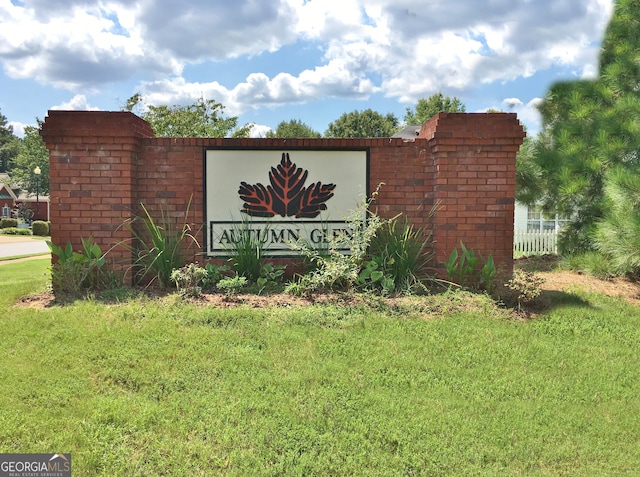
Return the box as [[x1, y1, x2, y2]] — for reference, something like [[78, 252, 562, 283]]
[[506, 269, 545, 310], [256, 263, 286, 292], [444, 241, 496, 291], [48, 237, 117, 298], [216, 275, 247, 296], [202, 263, 231, 290], [171, 263, 207, 297], [1, 227, 32, 236], [32, 220, 49, 236], [0, 218, 18, 229], [287, 191, 384, 296]]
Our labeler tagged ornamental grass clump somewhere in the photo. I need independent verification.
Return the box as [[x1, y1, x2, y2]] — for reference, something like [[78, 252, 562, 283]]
[[120, 197, 199, 288], [367, 210, 436, 294]]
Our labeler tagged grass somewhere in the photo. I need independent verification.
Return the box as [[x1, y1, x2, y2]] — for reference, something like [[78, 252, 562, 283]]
[[0, 252, 50, 262], [1, 260, 640, 475]]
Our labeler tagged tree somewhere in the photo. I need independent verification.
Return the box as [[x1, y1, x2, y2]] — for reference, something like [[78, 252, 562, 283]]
[[594, 166, 640, 276], [515, 125, 557, 206], [325, 109, 399, 138], [0, 110, 19, 173], [124, 95, 252, 138], [404, 93, 466, 124], [265, 119, 321, 138], [533, 0, 640, 254], [9, 120, 49, 195]]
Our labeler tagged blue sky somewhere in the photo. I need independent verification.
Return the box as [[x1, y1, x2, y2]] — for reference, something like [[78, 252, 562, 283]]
[[0, 0, 614, 138]]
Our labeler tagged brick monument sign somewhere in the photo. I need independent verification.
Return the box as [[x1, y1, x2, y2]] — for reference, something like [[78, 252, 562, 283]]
[[41, 111, 524, 282]]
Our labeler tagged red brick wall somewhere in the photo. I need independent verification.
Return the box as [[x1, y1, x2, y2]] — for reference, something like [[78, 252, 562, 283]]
[[420, 113, 524, 273], [41, 111, 524, 281]]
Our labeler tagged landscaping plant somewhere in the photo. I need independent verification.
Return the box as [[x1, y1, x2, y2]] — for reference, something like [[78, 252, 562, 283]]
[[506, 269, 545, 310], [202, 263, 231, 290], [0, 227, 32, 236], [224, 218, 267, 281], [367, 212, 435, 293], [31, 220, 49, 236], [444, 241, 496, 291], [120, 197, 198, 287], [170, 263, 208, 298], [47, 236, 114, 298], [0, 217, 17, 229], [287, 192, 384, 295], [216, 275, 247, 296]]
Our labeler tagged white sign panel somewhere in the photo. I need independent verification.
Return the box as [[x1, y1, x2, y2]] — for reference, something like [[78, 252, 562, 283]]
[[205, 149, 368, 256]]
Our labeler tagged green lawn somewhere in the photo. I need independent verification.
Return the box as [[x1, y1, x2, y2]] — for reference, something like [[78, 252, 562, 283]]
[[1, 259, 639, 476]]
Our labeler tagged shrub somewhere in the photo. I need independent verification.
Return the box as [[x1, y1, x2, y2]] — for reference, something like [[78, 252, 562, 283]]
[[256, 263, 286, 292], [443, 241, 496, 291], [217, 275, 247, 296], [287, 189, 384, 295], [48, 237, 118, 298], [202, 263, 231, 290], [506, 269, 545, 310], [171, 263, 207, 297], [0, 218, 18, 229], [32, 220, 49, 236], [559, 251, 617, 280], [1, 227, 32, 236]]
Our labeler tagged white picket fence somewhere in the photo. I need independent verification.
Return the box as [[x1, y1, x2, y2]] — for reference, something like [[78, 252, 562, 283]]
[[514, 230, 558, 255]]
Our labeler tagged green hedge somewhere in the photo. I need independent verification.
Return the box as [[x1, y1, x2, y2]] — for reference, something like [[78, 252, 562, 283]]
[[32, 220, 49, 236], [0, 227, 32, 236], [0, 218, 18, 229]]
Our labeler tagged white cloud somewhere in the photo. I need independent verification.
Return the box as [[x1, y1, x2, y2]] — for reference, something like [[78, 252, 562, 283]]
[[250, 124, 272, 138], [50, 94, 101, 111], [8, 121, 27, 137], [0, 0, 614, 116], [479, 97, 544, 134], [502, 98, 524, 109], [138, 57, 380, 116]]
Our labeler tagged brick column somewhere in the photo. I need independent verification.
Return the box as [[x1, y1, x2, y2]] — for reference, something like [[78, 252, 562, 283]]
[[420, 113, 525, 277], [41, 111, 155, 278]]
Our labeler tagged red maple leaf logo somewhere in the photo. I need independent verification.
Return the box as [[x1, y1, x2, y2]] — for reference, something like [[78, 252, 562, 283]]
[[239, 153, 336, 218]]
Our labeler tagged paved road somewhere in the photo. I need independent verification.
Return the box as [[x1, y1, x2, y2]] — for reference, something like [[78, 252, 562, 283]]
[[0, 236, 50, 259]]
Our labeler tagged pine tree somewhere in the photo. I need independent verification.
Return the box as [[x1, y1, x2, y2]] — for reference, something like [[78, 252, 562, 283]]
[[535, 0, 640, 253]]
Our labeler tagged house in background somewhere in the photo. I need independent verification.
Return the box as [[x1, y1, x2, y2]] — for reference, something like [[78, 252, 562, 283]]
[[0, 173, 50, 222], [513, 202, 570, 255]]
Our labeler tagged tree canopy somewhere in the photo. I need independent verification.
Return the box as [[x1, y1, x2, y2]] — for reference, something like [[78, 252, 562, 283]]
[[0, 110, 19, 173], [404, 93, 466, 124], [124, 95, 252, 138], [266, 119, 321, 138], [533, 0, 640, 254], [9, 120, 49, 195], [325, 109, 399, 138]]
